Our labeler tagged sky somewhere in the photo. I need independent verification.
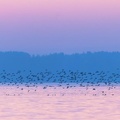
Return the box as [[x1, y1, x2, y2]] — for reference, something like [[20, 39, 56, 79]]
[[0, 0, 120, 55]]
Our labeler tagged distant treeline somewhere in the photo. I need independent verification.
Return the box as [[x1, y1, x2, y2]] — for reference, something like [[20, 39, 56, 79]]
[[0, 51, 120, 71]]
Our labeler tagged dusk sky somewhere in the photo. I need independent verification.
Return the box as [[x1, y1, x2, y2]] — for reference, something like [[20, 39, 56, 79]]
[[0, 0, 120, 55]]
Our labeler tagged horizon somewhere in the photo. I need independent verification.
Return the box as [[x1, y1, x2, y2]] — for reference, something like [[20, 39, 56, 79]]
[[0, 50, 120, 72], [1, 50, 120, 56]]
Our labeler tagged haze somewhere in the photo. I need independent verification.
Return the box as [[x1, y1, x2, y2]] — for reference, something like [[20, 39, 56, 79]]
[[0, 0, 120, 55]]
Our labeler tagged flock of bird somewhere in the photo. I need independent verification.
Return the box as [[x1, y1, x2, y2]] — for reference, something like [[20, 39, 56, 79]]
[[0, 69, 120, 96]]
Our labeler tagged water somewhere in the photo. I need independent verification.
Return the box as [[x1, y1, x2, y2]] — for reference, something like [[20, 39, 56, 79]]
[[0, 86, 120, 120]]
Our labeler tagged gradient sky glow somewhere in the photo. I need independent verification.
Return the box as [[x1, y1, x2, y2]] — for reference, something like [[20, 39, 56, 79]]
[[0, 0, 120, 54]]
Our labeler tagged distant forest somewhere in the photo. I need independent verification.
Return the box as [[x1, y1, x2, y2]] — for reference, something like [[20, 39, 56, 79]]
[[0, 51, 120, 72]]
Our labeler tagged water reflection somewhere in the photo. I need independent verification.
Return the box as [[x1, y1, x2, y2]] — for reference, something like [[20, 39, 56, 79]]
[[0, 86, 120, 120]]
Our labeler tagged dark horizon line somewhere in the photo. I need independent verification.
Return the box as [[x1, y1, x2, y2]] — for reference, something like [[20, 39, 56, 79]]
[[0, 50, 120, 56]]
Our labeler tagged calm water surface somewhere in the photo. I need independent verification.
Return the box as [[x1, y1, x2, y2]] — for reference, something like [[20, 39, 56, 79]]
[[0, 86, 120, 120]]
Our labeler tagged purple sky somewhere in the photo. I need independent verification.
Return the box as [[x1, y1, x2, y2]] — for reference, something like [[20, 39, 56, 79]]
[[0, 0, 120, 55]]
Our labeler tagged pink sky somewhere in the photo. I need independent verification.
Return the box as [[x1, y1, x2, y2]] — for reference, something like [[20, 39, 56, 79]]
[[0, 0, 120, 54]]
